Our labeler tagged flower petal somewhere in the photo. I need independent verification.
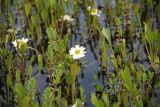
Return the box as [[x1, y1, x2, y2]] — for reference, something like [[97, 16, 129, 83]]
[[80, 46, 85, 51], [75, 45, 80, 49], [69, 48, 76, 55], [69, 45, 86, 59], [24, 38, 28, 43], [12, 41, 17, 47]]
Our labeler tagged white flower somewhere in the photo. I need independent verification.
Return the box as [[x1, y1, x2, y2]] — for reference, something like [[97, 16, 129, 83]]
[[88, 7, 101, 17], [71, 100, 84, 107], [71, 103, 76, 107], [62, 15, 74, 21], [90, 8, 101, 16], [12, 37, 28, 48], [7, 28, 18, 34], [87, 6, 91, 10], [69, 45, 86, 59]]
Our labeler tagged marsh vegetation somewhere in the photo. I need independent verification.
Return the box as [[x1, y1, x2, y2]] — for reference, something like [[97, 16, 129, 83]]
[[0, 0, 160, 107]]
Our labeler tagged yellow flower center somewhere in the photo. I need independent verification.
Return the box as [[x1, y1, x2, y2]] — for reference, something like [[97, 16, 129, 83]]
[[75, 49, 81, 55], [92, 9, 97, 14], [17, 40, 25, 46]]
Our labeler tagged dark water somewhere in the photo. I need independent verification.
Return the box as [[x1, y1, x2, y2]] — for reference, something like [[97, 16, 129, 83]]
[[0, 0, 160, 107]]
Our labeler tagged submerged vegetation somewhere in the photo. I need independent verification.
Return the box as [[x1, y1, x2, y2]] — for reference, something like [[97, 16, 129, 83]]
[[0, 0, 160, 107]]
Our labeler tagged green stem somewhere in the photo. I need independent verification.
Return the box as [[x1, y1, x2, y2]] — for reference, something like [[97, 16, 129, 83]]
[[71, 83, 75, 104]]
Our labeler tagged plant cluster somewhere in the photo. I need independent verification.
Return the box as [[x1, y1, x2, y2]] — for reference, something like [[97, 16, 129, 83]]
[[0, 0, 160, 107]]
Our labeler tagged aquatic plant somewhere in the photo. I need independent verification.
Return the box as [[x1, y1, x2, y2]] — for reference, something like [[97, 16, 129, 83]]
[[12, 38, 28, 49], [69, 45, 86, 59], [0, 0, 160, 107]]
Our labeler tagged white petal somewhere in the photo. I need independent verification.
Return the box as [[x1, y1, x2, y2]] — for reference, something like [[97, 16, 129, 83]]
[[12, 41, 17, 47], [69, 48, 76, 55], [69, 18, 74, 21], [21, 37, 28, 43], [82, 51, 86, 54], [81, 54, 85, 57], [24, 38, 28, 43], [21, 37, 24, 40], [87, 6, 91, 10], [73, 55, 79, 59], [69, 50, 75, 55], [75, 45, 80, 49], [80, 46, 85, 51], [71, 104, 76, 107], [69, 45, 86, 59]]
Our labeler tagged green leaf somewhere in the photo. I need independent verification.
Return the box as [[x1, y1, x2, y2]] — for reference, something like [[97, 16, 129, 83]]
[[41, 8, 49, 24], [25, 3, 32, 16], [28, 65, 33, 78], [8, 11, 14, 27], [14, 83, 26, 100], [102, 93, 109, 107], [22, 96, 30, 107], [113, 103, 119, 107], [136, 99, 143, 107], [27, 78, 36, 95], [47, 0, 57, 9], [65, 73, 72, 85], [91, 93, 104, 107], [149, 72, 154, 81], [38, 54, 43, 72], [115, 17, 121, 26], [102, 28, 111, 45], [34, 0, 44, 10], [42, 87, 54, 107], [104, 0, 109, 5], [31, 15, 39, 27], [122, 66, 132, 91], [136, 71, 142, 82], [147, 0, 152, 5], [142, 72, 147, 83], [133, 5, 140, 15], [61, 98, 68, 107], [145, 23, 160, 53], [46, 27, 57, 40], [4, 0, 11, 9], [96, 84, 103, 91], [29, 56, 35, 64], [6, 74, 12, 88], [80, 87, 85, 101], [70, 63, 80, 82], [16, 70, 20, 83], [5, 35, 9, 48], [111, 54, 118, 71]]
